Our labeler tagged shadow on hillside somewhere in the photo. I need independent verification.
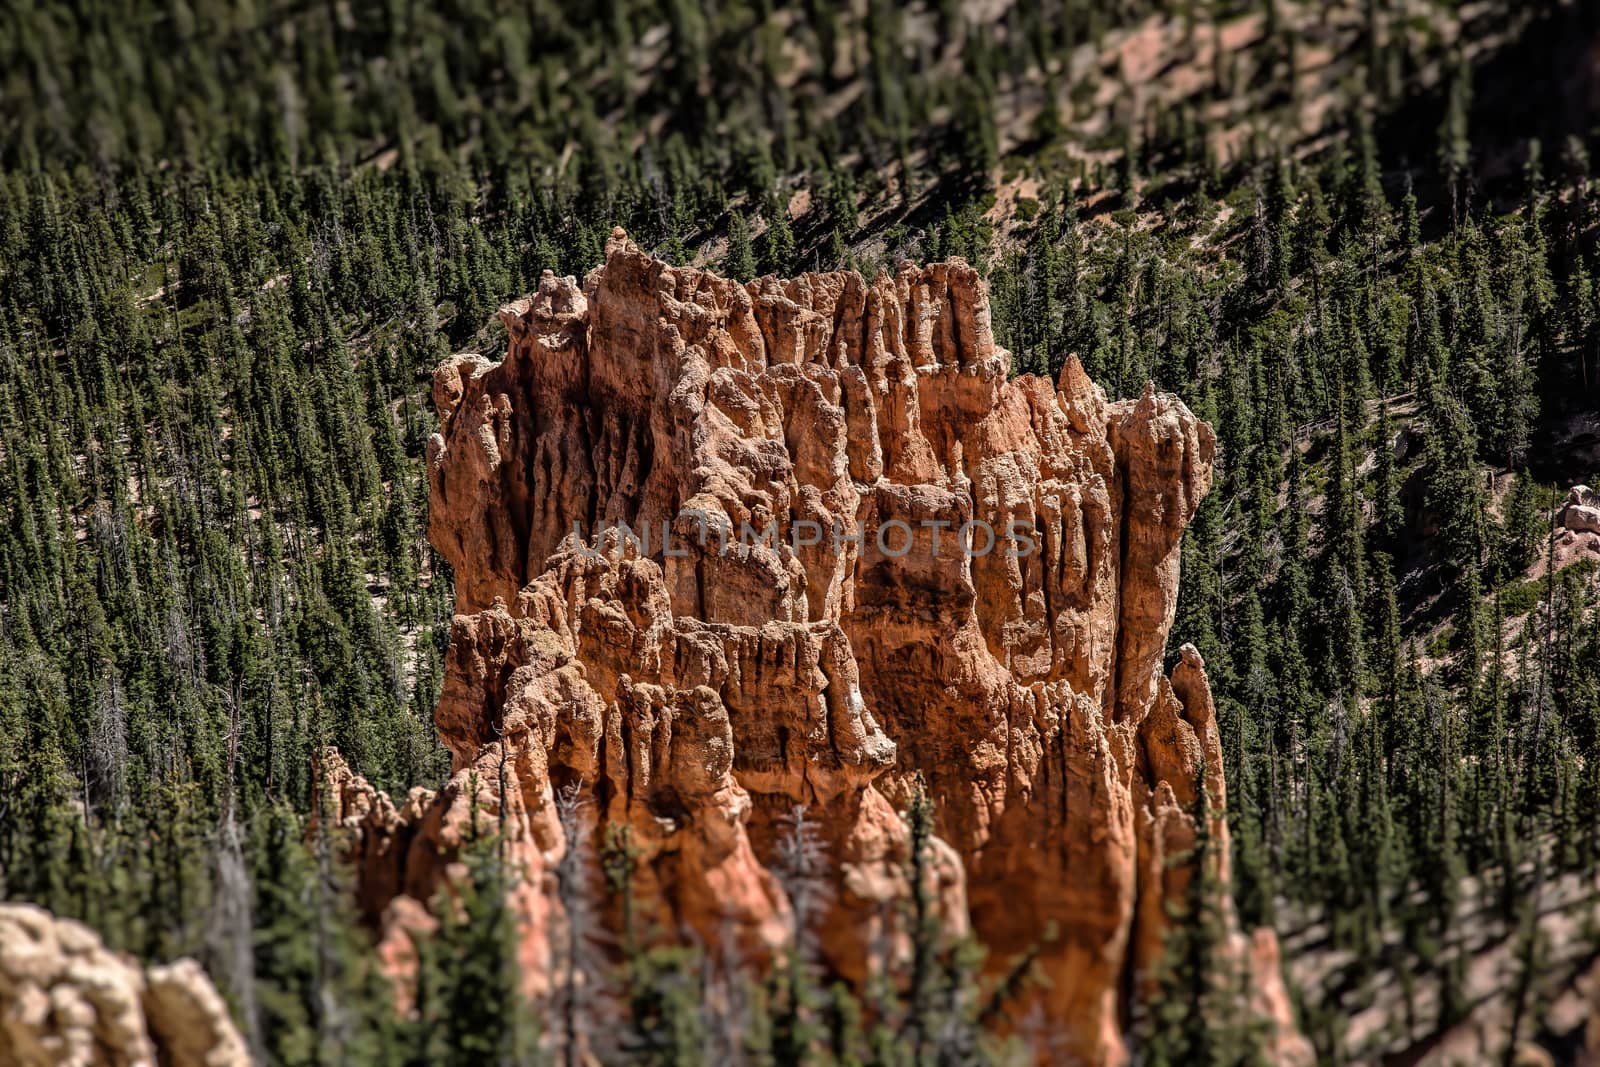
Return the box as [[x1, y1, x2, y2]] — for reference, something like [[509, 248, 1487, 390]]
[[1374, 3, 1599, 223]]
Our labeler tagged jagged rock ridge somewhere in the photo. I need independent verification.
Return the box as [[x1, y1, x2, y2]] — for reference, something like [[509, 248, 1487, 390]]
[[323, 230, 1309, 1065]]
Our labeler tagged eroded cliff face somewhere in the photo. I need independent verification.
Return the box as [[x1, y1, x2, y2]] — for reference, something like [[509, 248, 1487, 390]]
[[327, 231, 1306, 1065]]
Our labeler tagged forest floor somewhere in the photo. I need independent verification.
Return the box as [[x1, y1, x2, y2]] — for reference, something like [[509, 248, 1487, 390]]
[[1284, 844, 1600, 1065]]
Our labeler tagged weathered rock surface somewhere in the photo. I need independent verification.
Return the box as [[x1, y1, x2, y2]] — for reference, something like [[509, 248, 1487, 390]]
[[1563, 484, 1600, 536], [0, 903, 250, 1067], [336, 231, 1307, 1064]]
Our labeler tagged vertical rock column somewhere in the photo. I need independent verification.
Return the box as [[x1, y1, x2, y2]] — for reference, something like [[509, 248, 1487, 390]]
[[323, 233, 1308, 1065]]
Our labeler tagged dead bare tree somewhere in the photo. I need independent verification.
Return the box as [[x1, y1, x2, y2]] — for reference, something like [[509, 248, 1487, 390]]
[[552, 783, 610, 1067]]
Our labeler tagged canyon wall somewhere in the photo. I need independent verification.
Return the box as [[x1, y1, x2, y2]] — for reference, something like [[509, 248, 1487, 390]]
[[323, 231, 1307, 1064]]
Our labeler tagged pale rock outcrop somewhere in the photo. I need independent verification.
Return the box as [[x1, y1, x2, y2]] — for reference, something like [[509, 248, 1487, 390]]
[[334, 232, 1306, 1065], [0, 903, 250, 1067], [1562, 484, 1600, 536]]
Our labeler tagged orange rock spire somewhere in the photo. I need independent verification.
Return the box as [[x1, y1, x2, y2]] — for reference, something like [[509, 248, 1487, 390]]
[[323, 231, 1307, 1065]]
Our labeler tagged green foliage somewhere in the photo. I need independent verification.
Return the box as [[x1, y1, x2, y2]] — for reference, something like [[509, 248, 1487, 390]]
[[1497, 577, 1544, 619], [3, 3, 1600, 1065], [1140, 768, 1271, 1067], [591, 787, 1041, 1067], [723, 210, 758, 283], [1498, 471, 1548, 578], [416, 834, 541, 1066]]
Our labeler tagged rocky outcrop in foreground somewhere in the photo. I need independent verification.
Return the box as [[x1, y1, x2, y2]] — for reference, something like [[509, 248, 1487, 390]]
[[0, 903, 250, 1067], [326, 231, 1308, 1065]]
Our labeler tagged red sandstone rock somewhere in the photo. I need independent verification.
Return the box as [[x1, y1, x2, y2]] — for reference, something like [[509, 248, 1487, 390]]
[[336, 232, 1305, 1065]]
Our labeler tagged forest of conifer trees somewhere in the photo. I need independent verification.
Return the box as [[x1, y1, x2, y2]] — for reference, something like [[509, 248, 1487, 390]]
[[2, 0, 1600, 1063]]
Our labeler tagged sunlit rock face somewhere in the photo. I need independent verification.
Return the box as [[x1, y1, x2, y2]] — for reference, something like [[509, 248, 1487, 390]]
[[332, 231, 1305, 1065], [0, 903, 251, 1067]]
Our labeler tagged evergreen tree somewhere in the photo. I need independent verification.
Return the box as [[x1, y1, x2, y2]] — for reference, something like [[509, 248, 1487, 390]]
[[420, 831, 538, 1067], [724, 211, 758, 283]]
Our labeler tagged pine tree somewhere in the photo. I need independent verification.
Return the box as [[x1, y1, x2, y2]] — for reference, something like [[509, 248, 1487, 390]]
[[1421, 383, 1486, 575], [425, 829, 537, 1065], [723, 210, 757, 283], [1372, 397, 1404, 553], [1322, 382, 1365, 700], [902, 777, 940, 1063], [251, 804, 321, 1066], [587, 800, 724, 1066], [1439, 60, 1473, 229], [1501, 863, 1549, 1067], [765, 806, 830, 1066], [1142, 764, 1266, 1067], [1499, 471, 1544, 579], [759, 207, 796, 277]]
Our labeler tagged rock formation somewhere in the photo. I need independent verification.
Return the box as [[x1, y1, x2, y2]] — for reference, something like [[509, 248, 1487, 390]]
[[329, 231, 1308, 1065], [0, 903, 250, 1067], [1543, 484, 1600, 573], [1563, 484, 1600, 536]]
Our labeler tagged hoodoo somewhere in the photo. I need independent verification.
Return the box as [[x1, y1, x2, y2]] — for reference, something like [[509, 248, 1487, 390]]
[[320, 231, 1308, 1065]]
